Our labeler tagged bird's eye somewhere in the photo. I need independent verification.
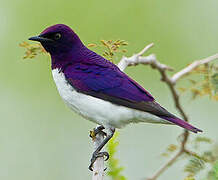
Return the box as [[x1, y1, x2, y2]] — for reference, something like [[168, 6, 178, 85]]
[[54, 33, 61, 40]]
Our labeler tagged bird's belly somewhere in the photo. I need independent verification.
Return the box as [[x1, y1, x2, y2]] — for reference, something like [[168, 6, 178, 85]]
[[52, 69, 169, 128]]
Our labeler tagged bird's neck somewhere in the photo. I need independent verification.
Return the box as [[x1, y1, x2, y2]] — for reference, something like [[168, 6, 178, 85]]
[[51, 44, 89, 71], [51, 54, 71, 71]]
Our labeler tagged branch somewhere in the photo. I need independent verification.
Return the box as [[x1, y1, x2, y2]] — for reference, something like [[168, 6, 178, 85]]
[[91, 130, 105, 180], [117, 44, 217, 180], [171, 54, 218, 84], [183, 149, 212, 163], [117, 43, 173, 72]]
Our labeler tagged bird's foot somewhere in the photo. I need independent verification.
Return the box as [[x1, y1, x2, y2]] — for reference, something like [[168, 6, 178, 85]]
[[88, 151, 109, 171], [89, 126, 107, 140]]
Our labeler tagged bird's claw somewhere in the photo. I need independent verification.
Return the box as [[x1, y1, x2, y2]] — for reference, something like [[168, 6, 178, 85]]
[[89, 126, 107, 139], [88, 151, 109, 171]]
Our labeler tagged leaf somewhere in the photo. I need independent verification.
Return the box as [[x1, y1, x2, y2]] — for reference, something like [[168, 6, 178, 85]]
[[100, 40, 107, 46], [107, 132, 127, 180], [19, 41, 46, 59], [206, 161, 218, 180], [188, 79, 197, 85], [178, 62, 218, 101], [194, 137, 212, 144], [202, 81, 212, 96], [213, 161, 218, 179], [184, 157, 205, 175], [122, 49, 127, 53], [212, 95, 218, 101], [87, 43, 97, 47], [167, 144, 178, 152], [161, 144, 178, 157], [178, 87, 187, 93], [99, 39, 128, 62], [211, 73, 218, 93], [190, 88, 202, 99], [202, 151, 215, 163]]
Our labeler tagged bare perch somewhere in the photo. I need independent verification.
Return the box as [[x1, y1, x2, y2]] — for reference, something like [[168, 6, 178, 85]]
[[92, 130, 105, 180], [118, 43, 173, 72]]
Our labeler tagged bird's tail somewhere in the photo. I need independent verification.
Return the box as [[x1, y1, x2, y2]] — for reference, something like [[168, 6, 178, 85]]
[[160, 116, 203, 133]]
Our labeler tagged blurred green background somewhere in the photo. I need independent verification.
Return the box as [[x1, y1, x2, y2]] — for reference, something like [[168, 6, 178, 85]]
[[0, 0, 218, 179]]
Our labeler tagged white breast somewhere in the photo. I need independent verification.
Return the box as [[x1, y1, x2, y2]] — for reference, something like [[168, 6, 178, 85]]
[[52, 68, 169, 128]]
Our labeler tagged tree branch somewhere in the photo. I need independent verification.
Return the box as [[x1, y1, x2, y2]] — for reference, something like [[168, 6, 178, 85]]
[[118, 44, 217, 180], [171, 54, 218, 84], [118, 43, 173, 72], [91, 130, 105, 180]]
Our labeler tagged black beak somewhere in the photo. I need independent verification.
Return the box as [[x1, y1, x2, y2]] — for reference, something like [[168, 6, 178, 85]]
[[28, 36, 53, 43]]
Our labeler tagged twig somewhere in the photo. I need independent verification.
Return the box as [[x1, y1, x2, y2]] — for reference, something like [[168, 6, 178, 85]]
[[184, 149, 213, 163], [118, 43, 173, 72], [171, 54, 218, 84], [92, 130, 105, 180]]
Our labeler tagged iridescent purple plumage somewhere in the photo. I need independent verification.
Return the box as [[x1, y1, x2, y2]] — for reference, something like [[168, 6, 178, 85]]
[[29, 24, 202, 133]]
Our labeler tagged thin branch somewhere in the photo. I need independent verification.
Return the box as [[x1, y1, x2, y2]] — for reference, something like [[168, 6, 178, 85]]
[[184, 149, 213, 163], [137, 43, 154, 56], [117, 43, 173, 71], [171, 54, 218, 84]]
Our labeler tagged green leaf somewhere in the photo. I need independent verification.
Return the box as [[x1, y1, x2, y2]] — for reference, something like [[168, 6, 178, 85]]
[[107, 132, 127, 180], [184, 157, 205, 175], [213, 161, 218, 179], [211, 73, 218, 93], [20, 41, 46, 59], [161, 144, 178, 157], [206, 161, 218, 180], [194, 137, 212, 147], [188, 79, 197, 85]]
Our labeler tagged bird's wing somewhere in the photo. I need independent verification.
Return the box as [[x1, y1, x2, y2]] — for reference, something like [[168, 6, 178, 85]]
[[64, 63, 172, 117], [64, 62, 202, 133]]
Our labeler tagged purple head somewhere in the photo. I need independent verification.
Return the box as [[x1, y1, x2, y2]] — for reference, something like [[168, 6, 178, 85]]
[[29, 24, 83, 56]]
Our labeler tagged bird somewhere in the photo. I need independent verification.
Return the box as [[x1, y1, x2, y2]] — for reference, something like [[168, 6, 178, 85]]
[[29, 24, 202, 170]]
